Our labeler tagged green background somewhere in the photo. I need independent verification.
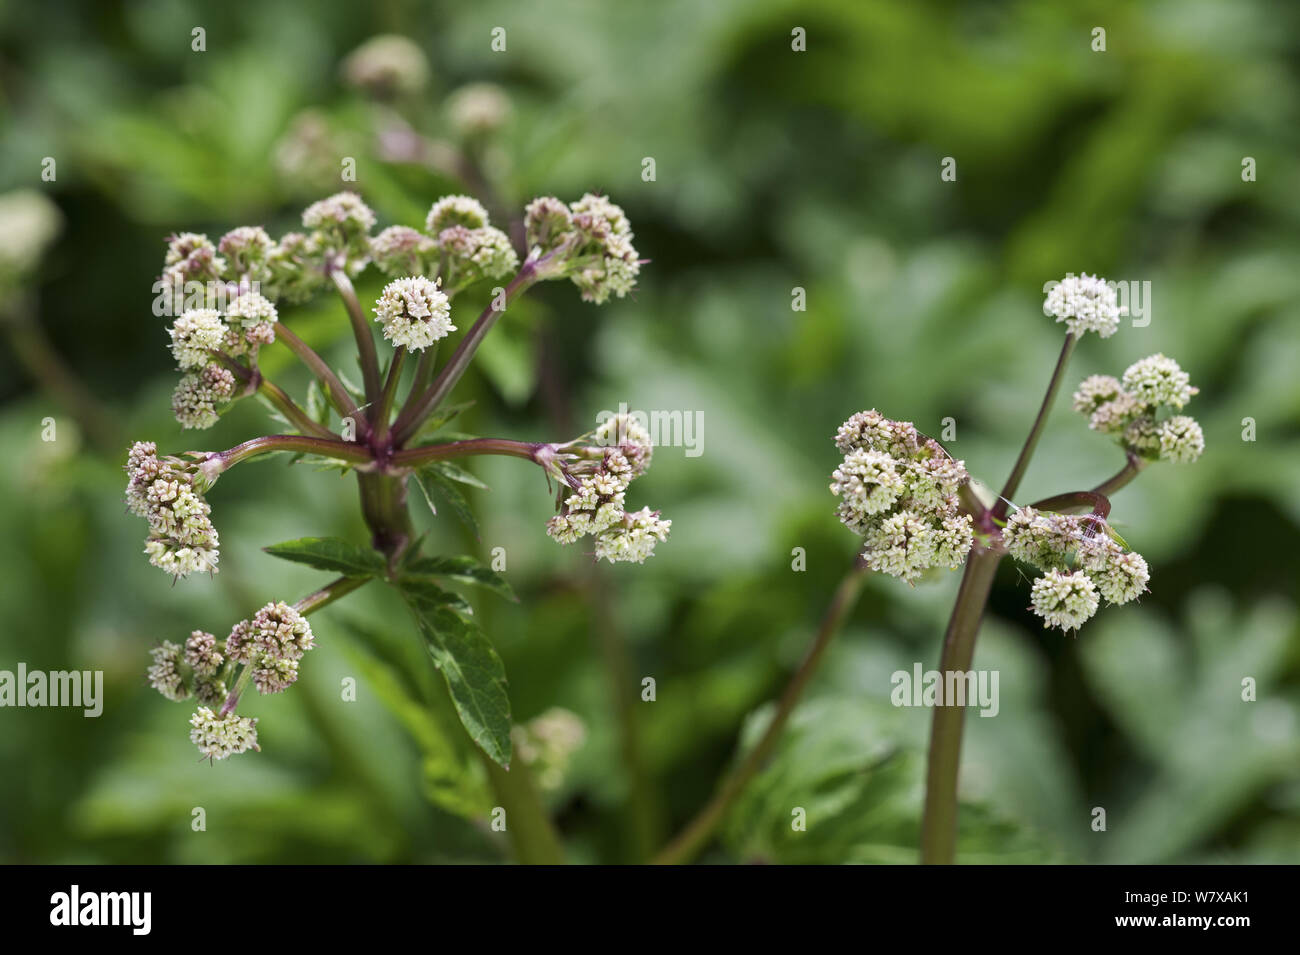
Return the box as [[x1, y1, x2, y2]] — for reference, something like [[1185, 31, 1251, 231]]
[[1, 0, 1297, 863]]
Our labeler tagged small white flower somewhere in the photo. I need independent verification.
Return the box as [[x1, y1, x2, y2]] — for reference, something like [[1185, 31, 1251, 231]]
[[373, 276, 454, 351], [147, 641, 190, 701], [189, 706, 259, 761], [172, 364, 236, 430], [169, 309, 227, 369], [426, 195, 490, 234], [1044, 273, 1126, 338], [594, 507, 671, 563], [1122, 353, 1198, 409], [1156, 414, 1205, 463], [302, 191, 377, 233], [1030, 570, 1100, 631], [1071, 375, 1124, 415], [1095, 550, 1149, 605]]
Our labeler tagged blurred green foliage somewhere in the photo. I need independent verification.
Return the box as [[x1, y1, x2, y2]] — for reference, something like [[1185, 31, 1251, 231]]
[[1, 0, 1297, 863]]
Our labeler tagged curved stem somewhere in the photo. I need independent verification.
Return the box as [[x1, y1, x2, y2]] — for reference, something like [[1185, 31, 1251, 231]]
[[391, 263, 539, 446], [654, 564, 870, 865], [392, 437, 541, 470], [330, 270, 383, 417], [1092, 451, 1146, 498], [213, 353, 336, 439], [396, 343, 439, 426], [992, 335, 1077, 520], [203, 433, 373, 480], [919, 546, 1003, 864], [273, 321, 363, 427]]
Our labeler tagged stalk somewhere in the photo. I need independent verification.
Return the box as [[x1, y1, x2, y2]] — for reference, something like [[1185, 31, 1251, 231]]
[[373, 346, 407, 441], [330, 270, 383, 415], [992, 335, 1077, 520], [918, 547, 1003, 864], [212, 353, 334, 439], [479, 750, 566, 864], [392, 437, 541, 470], [272, 321, 363, 426], [654, 564, 870, 865], [204, 433, 373, 479]]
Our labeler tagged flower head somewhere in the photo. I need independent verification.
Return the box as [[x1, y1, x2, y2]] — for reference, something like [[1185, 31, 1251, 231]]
[[426, 195, 490, 233], [1156, 415, 1205, 464], [1121, 353, 1198, 409], [147, 641, 190, 701], [1030, 570, 1100, 631], [512, 708, 586, 790], [226, 601, 314, 695], [189, 707, 259, 761], [302, 192, 375, 274], [1044, 273, 1126, 338], [125, 442, 220, 579], [436, 225, 519, 288], [172, 363, 236, 430], [446, 83, 512, 138], [1072, 353, 1203, 463], [373, 276, 454, 351], [264, 232, 327, 303], [370, 226, 438, 278], [831, 411, 973, 582], [223, 289, 278, 355], [169, 309, 227, 369], [218, 226, 274, 285], [341, 35, 429, 99]]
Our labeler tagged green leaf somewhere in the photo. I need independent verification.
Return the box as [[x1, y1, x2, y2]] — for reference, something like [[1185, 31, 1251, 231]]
[[414, 400, 476, 441], [427, 460, 490, 491], [338, 625, 490, 819], [396, 576, 473, 616], [414, 467, 479, 539], [263, 537, 386, 578], [403, 594, 513, 767], [403, 554, 517, 602]]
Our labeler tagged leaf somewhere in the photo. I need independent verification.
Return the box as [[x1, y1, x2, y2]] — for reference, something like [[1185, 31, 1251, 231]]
[[338, 624, 490, 819], [403, 554, 517, 602], [427, 460, 490, 491], [396, 576, 474, 616], [414, 467, 479, 539], [263, 537, 386, 578], [403, 594, 513, 767], [413, 400, 476, 441]]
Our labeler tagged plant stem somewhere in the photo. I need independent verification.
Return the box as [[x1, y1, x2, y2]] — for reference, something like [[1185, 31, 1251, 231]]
[[478, 750, 566, 864], [356, 472, 415, 567], [1092, 451, 1146, 498], [272, 321, 363, 427], [213, 353, 335, 439], [653, 564, 870, 865], [330, 270, 383, 417], [919, 546, 1003, 864], [374, 347, 407, 441], [396, 343, 439, 425], [204, 434, 374, 481], [392, 437, 541, 470], [390, 263, 539, 445], [992, 334, 1077, 520]]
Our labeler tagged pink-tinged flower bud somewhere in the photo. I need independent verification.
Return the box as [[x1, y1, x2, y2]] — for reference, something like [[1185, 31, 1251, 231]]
[[426, 195, 490, 234], [147, 641, 190, 701], [189, 707, 259, 761]]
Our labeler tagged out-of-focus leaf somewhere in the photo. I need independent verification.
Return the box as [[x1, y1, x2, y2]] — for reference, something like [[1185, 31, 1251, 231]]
[[403, 553, 516, 602]]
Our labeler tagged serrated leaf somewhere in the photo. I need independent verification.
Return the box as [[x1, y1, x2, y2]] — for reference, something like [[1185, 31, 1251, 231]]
[[263, 536, 386, 578], [403, 554, 517, 602], [397, 576, 474, 615], [414, 467, 479, 539], [427, 460, 490, 491], [414, 400, 476, 440], [403, 597, 512, 767]]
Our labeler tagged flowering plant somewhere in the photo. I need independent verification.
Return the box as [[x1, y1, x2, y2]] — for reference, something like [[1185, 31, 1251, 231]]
[[128, 189, 667, 846]]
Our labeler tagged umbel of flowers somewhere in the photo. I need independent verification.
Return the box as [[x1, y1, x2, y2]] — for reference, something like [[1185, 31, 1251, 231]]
[[830, 412, 974, 582], [129, 188, 665, 761], [831, 272, 1205, 634]]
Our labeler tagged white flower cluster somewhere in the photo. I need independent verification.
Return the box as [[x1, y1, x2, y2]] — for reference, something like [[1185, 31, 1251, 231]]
[[147, 631, 228, 706], [446, 82, 512, 138], [511, 707, 586, 791], [172, 364, 236, 430], [189, 707, 259, 762], [341, 34, 429, 99], [1044, 273, 1127, 338], [421, 195, 518, 290], [301, 190, 377, 276], [369, 225, 437, 278], [373, 276, 454, 351], [1002, 506, 1150, 631], [225, 601, 315, 695], [546, 414, 670, 563], [831, 410, 974, 582], [524, 194, 640, 304], [1072, 353, 1204, 464], [125, 441, 220, 579]]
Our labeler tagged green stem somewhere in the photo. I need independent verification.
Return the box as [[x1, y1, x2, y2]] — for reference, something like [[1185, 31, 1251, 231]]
[[654, 564, 870, 865], [213, 353, 335, 439], [919, 546, 1003, 864], [395, 343, 439, 426], [479, 751, 566, 864], [330, 270, 383, 418], [1092, 451, 1146, 498], [390, 263, 539, 446], [992, 334, 1077, 519]]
